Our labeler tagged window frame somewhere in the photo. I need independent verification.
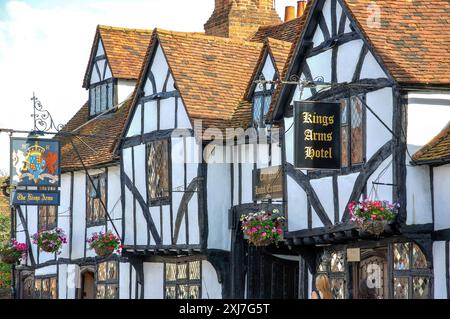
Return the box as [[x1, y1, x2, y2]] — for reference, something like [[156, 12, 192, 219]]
[[95, 261, 119, 300], [37, 187, 58, 231], [146, 138, 172, 207], [163, 260, 202, 300], [252, 89, 274, 128], [34, 275, 58, 299], [88, 78, 116, 117], [86, 172, 108, 227]]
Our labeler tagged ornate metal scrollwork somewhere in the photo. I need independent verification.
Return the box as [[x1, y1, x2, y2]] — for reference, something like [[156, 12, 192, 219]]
[[31, 93, 65, 133]]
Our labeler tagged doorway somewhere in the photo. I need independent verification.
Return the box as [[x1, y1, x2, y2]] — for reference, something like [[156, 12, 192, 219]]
[[81, 271, 95, 299], [353, 248, 388, 299]]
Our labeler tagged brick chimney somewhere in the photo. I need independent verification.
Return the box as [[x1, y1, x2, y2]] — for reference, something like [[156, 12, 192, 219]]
[[204, 0, 282, 39]]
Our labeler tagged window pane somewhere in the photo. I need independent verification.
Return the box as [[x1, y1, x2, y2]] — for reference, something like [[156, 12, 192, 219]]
[[412, 244, 428, 269], [100, 84, 107, 112], [177, 285, 189, 299], [165, 286, 176, 299], [108, 262, 118, 280], [393, 243, 410, 270], [50, 278, 57, 299], [90, 89, 96, 116], [177, 263, 188, 280], [189, 261, 201, 280], [331, 251, 345, 273], [166, 263, 177, 282], [350, 96, 364, 164], [96, 284, 106, 299], [108, 83, 114, 109], [340, 99, 348, 124], [341, 127, 349, 168], [253, 97, 262, 127], [331, 278, 345, 299], [98, 262, 107, 281], [105, 285, 118, 299], [35, 280, 41, 298], [263, 95, 271, 118], [189, 285, 200, 299], [394, 277, 409, 299], [147, 140, 170, 201], [413, 277, 430, 299], [95, 86, 101, 115]]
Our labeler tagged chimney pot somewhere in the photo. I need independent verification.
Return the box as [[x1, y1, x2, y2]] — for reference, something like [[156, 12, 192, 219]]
[[297, 0, 307, 18], [284, 6, 295, 22]]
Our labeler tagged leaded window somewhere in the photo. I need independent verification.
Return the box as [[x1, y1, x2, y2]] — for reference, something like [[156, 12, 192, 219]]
[[339, 95, 365, 169], [164, 260, 201, 299], [96, 261, 118, 299], [34, 276, 57, 299], [393, 242, 432, 299], [252, 91, 272, 128], [86, 173, 107, 226], [316, 249, 347, 299], [147, 139, 170, 205], [89, 79, 114, 116], [38, 187, 57, 231]]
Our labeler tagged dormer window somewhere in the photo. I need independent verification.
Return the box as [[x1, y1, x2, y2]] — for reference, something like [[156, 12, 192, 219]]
[[89, 79, 114, 116], [252, 89, 273, 128]]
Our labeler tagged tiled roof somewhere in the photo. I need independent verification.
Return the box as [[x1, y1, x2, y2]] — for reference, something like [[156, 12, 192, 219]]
[[251, 17, 305, 43], [143, 29, 264, 133], [412, 122, 450, 165], [267, 38, 293, 76], [342, 0, 450, 85], [83, 26, 152, 88], [58, 99, 132, 172]]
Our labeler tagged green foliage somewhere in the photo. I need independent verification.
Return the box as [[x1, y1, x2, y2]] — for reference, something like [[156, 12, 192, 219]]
[[0, 214, 11, 289]]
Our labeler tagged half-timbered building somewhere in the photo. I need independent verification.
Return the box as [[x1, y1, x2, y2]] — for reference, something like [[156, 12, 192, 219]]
[[12, 26, 152, 299], [265, 0, 450, 299]]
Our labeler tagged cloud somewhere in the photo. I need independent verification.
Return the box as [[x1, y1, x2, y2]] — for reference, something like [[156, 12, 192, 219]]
[[0, 0, 293, 172]]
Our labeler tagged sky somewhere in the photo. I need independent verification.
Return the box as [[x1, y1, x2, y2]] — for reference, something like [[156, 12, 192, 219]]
[[0, 0, 295, 173]]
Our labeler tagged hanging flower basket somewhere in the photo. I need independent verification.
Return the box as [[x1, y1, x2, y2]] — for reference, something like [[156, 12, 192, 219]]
[[87, 231, 122, 258], [348, 199, 399, 236], [31, 228, 67, 254], [0, 239, 28, 265], [241, 209, 285, 247]]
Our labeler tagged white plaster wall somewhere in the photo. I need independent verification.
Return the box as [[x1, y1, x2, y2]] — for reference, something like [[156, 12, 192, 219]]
[[433, 241, 447, 299], [256, 56, 276, 92], [150, 45, 170, 93], [131, 266, 136, 299], [107, 166, 122, 237], [434, 165, 450, 230], [67, 264, 79, 299], [360, 51, 387, 80], [59, 173, 72, 259], [407, 92, 450, 147], [134, 145, 148, 246], [337, 40, 364, 83], [287, 175, 308, 232], [284, 117, 294, 165], [365, 88, 393, 159], [117, 79, 136, 105], [367, 156, 393, 203], [306, 50, 332, 84], [177, 98, 192, 129], [337, 173, 359, 221], [35, 265, 57, 276], [119, 262, 131, 299], [143, 262, 164, 299], [72, 172, 86, 259], [406, 165, 432, 225], [171, 137, 187, 245], [127, 104, 142, 137], [162, 205, 172, 246], [207, 163, 231, 251], [201, 261, 222, 299], [144, 100, 158, 133], [311, 177, 335, 226], [160, 98, 176, 130], [58, 264, 68, 299]]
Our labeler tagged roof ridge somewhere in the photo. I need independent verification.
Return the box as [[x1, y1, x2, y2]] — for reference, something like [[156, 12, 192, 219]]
[[257, 16, 303, 31], [266, 37, 293, 47], [413, 121, 450, 159], [98, 25, 153, 33], [155, 28, 264, 48]]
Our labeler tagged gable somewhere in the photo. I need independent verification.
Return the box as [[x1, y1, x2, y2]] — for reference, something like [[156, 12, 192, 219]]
[[89, 39, 113, 86]]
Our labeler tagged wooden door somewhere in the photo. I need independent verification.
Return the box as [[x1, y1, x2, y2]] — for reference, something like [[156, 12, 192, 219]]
[[81, 271, 95, 299], [353, 252, 388, 299], [246, 247, 299, 299], [20, 272, 34, 299]]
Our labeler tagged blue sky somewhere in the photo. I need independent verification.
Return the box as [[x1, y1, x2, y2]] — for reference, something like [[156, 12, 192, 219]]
[[0, 0, 293, 173]]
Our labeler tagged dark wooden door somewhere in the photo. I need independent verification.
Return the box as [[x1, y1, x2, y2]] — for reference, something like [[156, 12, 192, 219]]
[[353, 251, 388, 299], [246, 247, 299, 299]]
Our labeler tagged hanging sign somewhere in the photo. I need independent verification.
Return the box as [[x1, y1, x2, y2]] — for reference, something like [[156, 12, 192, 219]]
[[12, 190, 60, 206], [10, 138, 61, 187], [294, 102, 341, 170], [253, 166, 283, 201]]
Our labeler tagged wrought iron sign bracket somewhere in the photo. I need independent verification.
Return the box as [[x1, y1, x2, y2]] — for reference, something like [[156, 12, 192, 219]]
[[31, 93, 65, 133]]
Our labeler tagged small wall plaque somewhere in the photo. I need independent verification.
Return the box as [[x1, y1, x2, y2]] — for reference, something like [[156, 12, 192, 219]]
[[347, 248, 361, 262]]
